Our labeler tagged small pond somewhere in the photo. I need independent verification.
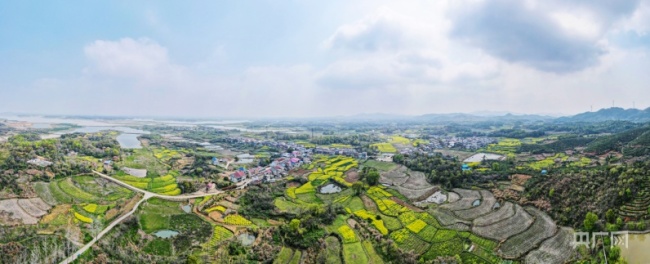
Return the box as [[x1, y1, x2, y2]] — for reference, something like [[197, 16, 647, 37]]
[[320, 183, 342, 194], [472, 199, 481, 207], [620, 233, 650, 264], [238, 233, 256, 246], [154, 230, 179, 238], [182, 205, 192, 213]]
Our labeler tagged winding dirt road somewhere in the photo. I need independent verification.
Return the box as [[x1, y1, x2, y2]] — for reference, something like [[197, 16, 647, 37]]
[[60, 171, 249, 264]]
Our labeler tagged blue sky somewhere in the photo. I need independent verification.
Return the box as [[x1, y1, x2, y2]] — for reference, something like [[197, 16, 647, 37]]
[[1, 0, 650, 118]]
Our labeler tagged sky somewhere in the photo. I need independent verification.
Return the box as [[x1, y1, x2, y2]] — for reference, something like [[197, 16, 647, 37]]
[[1, 0, 650, 118]]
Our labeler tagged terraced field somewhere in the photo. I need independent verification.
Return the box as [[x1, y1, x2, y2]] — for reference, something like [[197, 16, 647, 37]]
[[430, 187, 575, 261], [472, 204, 534, 241], [525, 227, 576, 264], [113, 171, 181, 195], [0, 198, 51, 225], [618, 178, 650, 220], [498, 207, 557, 259]]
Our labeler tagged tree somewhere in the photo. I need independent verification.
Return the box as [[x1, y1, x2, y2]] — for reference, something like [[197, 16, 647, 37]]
[[289, 219, 302, 234], [608, 246, 621, 262], [366, 170, 380, 186], [352, 182, 364, 195], [584, 212, 598, 232], [606, 209, 616, 223]]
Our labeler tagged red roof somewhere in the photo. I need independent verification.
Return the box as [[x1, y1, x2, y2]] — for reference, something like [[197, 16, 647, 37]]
[[233, 171, 245, 178]]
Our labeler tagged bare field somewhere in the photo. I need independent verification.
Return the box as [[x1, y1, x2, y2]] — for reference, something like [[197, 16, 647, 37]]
[[472, 204, 534, 241], [525, 227, 576, 264], [0, 199, 39, 225], [17, 198, 51, 217], [473, 202, 515, 227], [381, 165, 439, 201], [453, 190, 496, 220]]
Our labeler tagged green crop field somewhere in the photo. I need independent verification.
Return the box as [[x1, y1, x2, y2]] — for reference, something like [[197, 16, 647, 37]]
[[363, 160, 397, 171], [371, 143, 397, 153], [342, 242, 369, 264], [58, 178, 98, 202]]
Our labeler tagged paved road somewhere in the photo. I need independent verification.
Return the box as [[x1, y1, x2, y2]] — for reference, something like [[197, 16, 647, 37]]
[[59, 171, 249, 264]]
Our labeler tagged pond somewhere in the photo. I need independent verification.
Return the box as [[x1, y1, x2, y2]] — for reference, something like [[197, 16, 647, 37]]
[[237, 233, 256, 246], [620, 233, 650, 264], [320, 183, 342, 194], [463, 153, 505, 163], [182, 204, 192, 213], [70, 126, 148, 149], [116, 134, 142, 149], [153, 230, 179, 238], [472, 199, 481, 207]]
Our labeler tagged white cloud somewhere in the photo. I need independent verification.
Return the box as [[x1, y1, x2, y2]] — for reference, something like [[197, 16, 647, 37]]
[[83, 38, 187, 86]]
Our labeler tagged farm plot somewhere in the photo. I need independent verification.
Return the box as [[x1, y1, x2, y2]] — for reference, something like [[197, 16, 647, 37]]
[[473, 202, 515, 227], [114, 172, 181, 196], [363, 160, 397, 172], [48, 181, 74, 204], [288, 250, 302, 264], [379, 166, 410, 186], [223, 214, 253, 226], [343, 242, 369, 264], [152, 148, 181, 163], [0, 199, 39, 225], [447, 192, 460, 203], [399, 170, 431, 190], [422, 238, 464, 260], [366, 187, 408, 216], [273, 247, 295, 264], [453, 190, 497, 220], [120, 148, 167, 175], [371, 142, 397, 153], [58, 178, 99, 202], [416, 225, 439, 242], [40, 204, 71, 226], [321, 236, 343, 264], [470, 246, 502, 263], [362, 240, 384, 264], [472, 204, 534, 241], [17, 198, 51, 217], [138, 198, 184, 233], [498, 207, 557, 259], [525, 227, 575, 264], [33, 182, 58, 205], [392, 228, 430, 255], [441, 189, 481, 211], [205, 225, 234, 248], [431, 208, 471, 227]]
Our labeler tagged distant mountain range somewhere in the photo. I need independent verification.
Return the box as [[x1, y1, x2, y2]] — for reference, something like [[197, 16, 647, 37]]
[[341, 108, 650, 123], [557, 107, 650, 122]]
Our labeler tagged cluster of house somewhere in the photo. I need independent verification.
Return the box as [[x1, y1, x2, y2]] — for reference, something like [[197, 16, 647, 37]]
[[228, 154, 307, 183], [426, 136, 496, 150], [312, 147, 367, 159], [27, 158, 53, 167], [221, 137, 368, 160], [395, 136, 496, 156]]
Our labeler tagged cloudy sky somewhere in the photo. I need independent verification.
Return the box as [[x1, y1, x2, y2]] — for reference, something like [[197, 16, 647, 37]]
[[1, 0, 649, 118]]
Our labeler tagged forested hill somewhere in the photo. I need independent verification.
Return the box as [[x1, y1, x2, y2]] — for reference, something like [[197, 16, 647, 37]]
[[558, 107, 650, 122], [585, 125, 650, 156]]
